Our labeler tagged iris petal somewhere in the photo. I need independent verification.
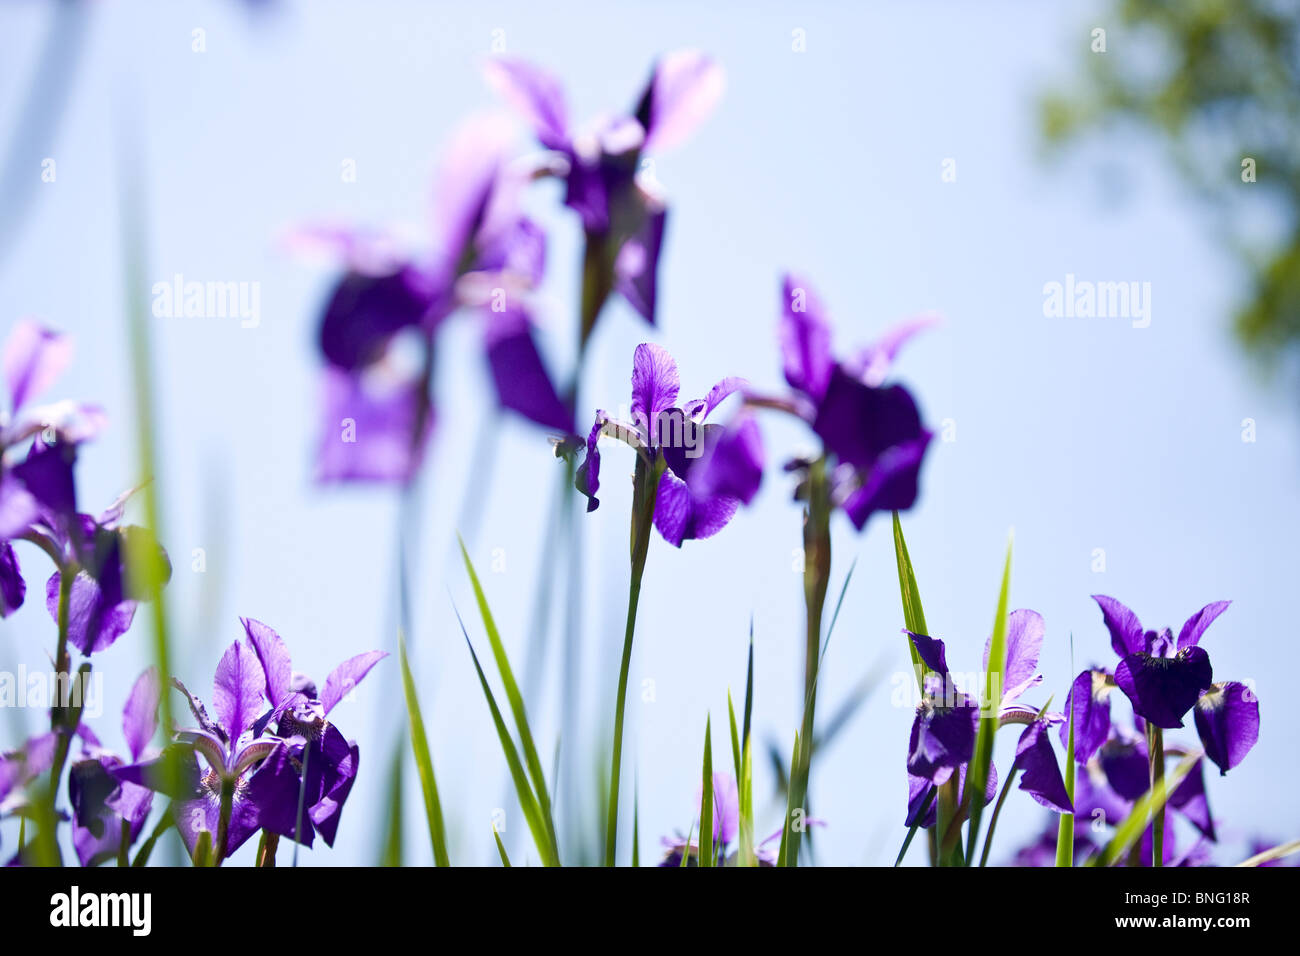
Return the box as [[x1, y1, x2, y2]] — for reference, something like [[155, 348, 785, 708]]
[[1114, 647, 1213, 728], [1194, 681, 1260, 775]]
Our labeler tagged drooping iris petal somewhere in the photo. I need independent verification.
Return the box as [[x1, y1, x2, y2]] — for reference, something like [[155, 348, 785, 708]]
[[1091, 594, 1146, 658], [692, 414, 763, 505], [907, 691, 978, 782], [46, 570, 135, 655], [983, 609, 1044, 708], [0, 472, 40, 540], [1168, 757, 1216, 841], [907, 631, 950, 678], [630, 343, 680, 436], [11, 439, 77, 520], [317, 268, 436, 371], [905, 773, 937, 828], [0, 543, 24, 617], [174, 789, 263, 861], [212, 640, 266, 744], [3, 319, 72, 414], [652, 464, 739, 548], [574, 413, 605, 513], [1177, 600, 1231, 651], [320, 650, 387, 716], [122, 668, 160, 762], [840, 431, 932, 530], [483, 305, 572, 432], [242, 742, 316, 848], [1193, 681, 1259, 775], [613, 203, 666, 325], [316, 366, 433, 484], [482, 58, 570, 151], [1014, 720, 1072, 813], [779, 274, 834, 402], [636, 50, 724, 154], [1115, 647, 1213, 729], [812, 371, 924, 476], [1060, 668, 1114, 763], [1073, 763, 1130, 827], [307, 728, 360, 847], [1098, 732, 1149, 802]]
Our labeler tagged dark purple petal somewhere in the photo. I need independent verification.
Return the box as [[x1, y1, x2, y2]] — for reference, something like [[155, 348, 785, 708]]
[[242, 743, 315, 848], [636, 49, 724, 154], [122, 668, 160, 762], [316, 366, 433, 484], [692, 415, 763, 505], [0, 473, 40, 540], [613, 204, 665, 324], [984, 609, 1044, 708], [11, 439, 77, 520], [1014, 720, 1072, 813], [484, 305, 573, 432], [630, 343, 680, 434], [574, 413, 604, 512], [907, 694, 978, 782], [1168, 757, 1216, 841], [320, 650, 387, 715], [1098, 731, 1149, 801], [905, 773, 937, 828], [1060, 668, 1114, 763], [907, 631, 950, 678], [1115, 647, 1213, 729], [307, 728, 359, 847], [212, 640, 266, 743], [812, 369, 924, 476], [840, 431, 933, 530], [318, 268, 436, 371], [0, 542, 25, 617], [1194, 681, 1259, 774], [1177, 600, 1231, 651], [483, 58, 570, 150], [1091, 595, 1146, 658], [3, 320, 72, 414], [779, 274, 834, 401], [1073, 764, 1130, 827], [241, 616, 292, 709], [652, 465, 739, 548], [46, 571, 136, 655]]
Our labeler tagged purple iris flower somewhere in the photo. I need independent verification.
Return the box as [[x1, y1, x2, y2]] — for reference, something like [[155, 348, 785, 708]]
[[114, 641, 301, 861], [657, 772, 804, 866], [746, 275, 935, 530], [905, 609, 1072, 826], [485, 51, 724, 335], [1059, 666, 1119, 763], [574, 343, 762, 547], [242, 616, 385, 846], [66, 668, 160, 867], [301, 113, 570, 484], [1091, 596, 1259, 768]]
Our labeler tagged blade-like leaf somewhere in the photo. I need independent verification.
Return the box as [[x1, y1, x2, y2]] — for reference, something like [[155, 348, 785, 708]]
[[891, 512, 927, 687], [459, 537, 559, 861], [398, 629, 450, 867], [494, 827, 512, 867], [699, 716, 714, 867], [728, 691, 742, 783], [1235, 839, 1300, 867], [965, 531, 1014, 864], [455, 605, 558, 867], [894, 786, 935, 867], [776, 731, 800, 867]]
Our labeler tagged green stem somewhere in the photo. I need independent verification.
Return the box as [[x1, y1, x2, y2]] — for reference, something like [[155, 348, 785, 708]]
[[1148, 723, 1165, 867], [40, 568, 74, 865], [214, 776, 234, 866], [602, 454, 659, 866], [117, 819, 130, 867], [785, 457, 831, 867], [979, 769, 1019, 867], [257, 831, 279, 868]]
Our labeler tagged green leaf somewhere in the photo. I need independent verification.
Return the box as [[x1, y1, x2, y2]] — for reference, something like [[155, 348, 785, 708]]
[[964, 531, 1013, 865], [776, 731, 800, 867], [632, 779, 640, 868], [459, 537, 559, 861], [398, 629, 450, 867], [379, 738, 405, 867], [727, 691, 742, 784], [494, 827, 513, 867], [1087, 753, 1200, 867], [699, 716, 714, 867], [891, 512, 928, 687], [894, 786, 935, 867], [455, 606, 558, 867], [1235, 838, 1300, 867]]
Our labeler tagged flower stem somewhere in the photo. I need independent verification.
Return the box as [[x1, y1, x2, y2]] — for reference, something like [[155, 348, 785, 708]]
[[979, 768, 1019, 867], [257, 831, 279, 868], [214, 776, 235, 866], [602, 454, 660, 866], [1148, 723, 1165, 866], [785, 457, 832, 867], [40, 568, 74, 865]]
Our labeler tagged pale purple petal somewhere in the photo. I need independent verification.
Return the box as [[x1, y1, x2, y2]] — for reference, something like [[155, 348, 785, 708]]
[[613, 204, 665, 324], [983, 609, 1044, 708], [630, 343, 680, 434], [695, 771, 739, 845], [846, 313, 941, 387], [638, 50, 725, 154], [316, 366, 433, 484], [46, 570, 136, 655], [212, 640, 266, 743], [122, 667, 161, 762], [321, 650, 387, 715], [3, 319, 72, 413], [779, 274, 834, 401], [1177, 600, 1231, 651], [483, 58, 570, 150], [429, 112, 518, 275], [242, 617, 293, 708]]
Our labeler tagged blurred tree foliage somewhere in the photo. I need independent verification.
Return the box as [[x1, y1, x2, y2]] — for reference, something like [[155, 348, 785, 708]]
[[1040, 0, 1300, 376]]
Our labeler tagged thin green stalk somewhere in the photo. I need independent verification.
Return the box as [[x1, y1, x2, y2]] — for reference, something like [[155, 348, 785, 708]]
[[603, 454, 660, 866], [699, 717, 714, 868], [213, 776, 234, 866], [291, 744, 310, 867], [1148, 723, 1165, 867], [1056, 653, 1077, 866], [980, 767, 1019, 867], [786, 456, 831, 868], [257, 831, 279, 867]]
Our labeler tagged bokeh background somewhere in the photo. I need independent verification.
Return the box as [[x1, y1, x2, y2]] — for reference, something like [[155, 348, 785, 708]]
[[1, 0, 1296, 865]]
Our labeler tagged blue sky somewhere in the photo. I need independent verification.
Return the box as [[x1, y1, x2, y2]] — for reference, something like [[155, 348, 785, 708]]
[[1, 0, 1296, 865]]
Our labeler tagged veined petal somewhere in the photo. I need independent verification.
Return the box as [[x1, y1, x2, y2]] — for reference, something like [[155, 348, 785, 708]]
[[1114, 647, 1213, 729], [242, 616, 293, 709], [321, 650, 387, 715], [46, 570, 136, 655], [652, 465, 738, 547], [1194, 681, 1259, 775], [1091, 595, 1146, 658], [983, 608, 1045, 708], [212, 640, 267, 744], [630, 343, 680, 434]]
